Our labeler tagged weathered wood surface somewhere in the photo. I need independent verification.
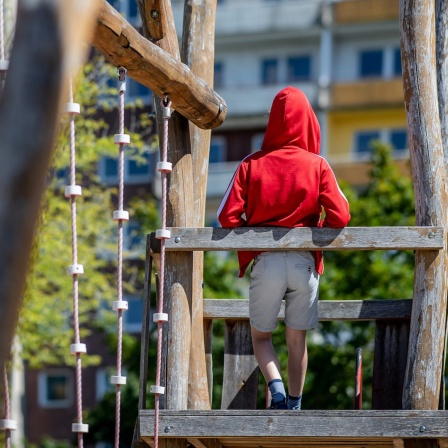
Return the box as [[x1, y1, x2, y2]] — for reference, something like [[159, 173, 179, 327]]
[[203, 299, 413, 321], [149, 227, 444, 252], [204, 319, 213, 405], [400, 0, 448, 410], [181, 0, 216, 411], [91, 0, 226, 130], [372, 320, 410, 409], [436, 0, 448, 166], [139, 410, 448, 439], [221, 321, 258, 410], [436, 0, 448, 412], [138, 0, 194, 412], [0, 0, 98, 368]]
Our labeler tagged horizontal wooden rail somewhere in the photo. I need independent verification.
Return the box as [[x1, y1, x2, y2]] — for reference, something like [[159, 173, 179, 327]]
[[139, 410, 448, 440], [91, 0, 226, 130], [149, 226, 444, 252], [203, 299, 412, 321]]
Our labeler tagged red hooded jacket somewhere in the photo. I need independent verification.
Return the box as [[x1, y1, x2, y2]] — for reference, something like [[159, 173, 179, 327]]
[[217, 86, 350, 277]]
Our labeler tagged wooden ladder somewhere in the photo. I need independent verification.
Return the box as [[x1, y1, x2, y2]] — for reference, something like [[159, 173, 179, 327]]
[[135, 225, 448, 448]]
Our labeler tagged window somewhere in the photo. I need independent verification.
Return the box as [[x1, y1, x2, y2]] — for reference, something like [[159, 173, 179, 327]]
[[127, 79, 152, 101], [287, 56, 311, 82], [209, 136, 227, 163], [393, 48, 402, 76], [261, 59, 278, 85], [354, 131, 380, 154], [251, 133, 265, 153], [359, 50, 383, 78], [38, 370, 73, 408], [214, 62, 224, 89], [99, 150, 153, 185], [96, 368, 115, 401], [390, 129, 407, 151], [124, 221, 144, 254], [125, 296, 144, 333]]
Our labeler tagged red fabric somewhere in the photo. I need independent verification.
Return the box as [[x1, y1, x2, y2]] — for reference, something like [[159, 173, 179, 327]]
[[217, 86, 350, 277]]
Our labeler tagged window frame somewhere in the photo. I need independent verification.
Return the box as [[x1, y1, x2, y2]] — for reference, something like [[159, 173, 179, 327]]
[[38, 369, 74, 409]]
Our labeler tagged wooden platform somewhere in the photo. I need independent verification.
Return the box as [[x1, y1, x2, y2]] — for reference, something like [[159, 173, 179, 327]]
[[138, 410, 448, 448]]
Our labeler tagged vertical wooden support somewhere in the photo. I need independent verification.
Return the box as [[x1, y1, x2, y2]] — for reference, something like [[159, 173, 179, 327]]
[[436, 0, 448, 411], [400, 0, 448, 410], [181, 0, 217, 410], [138, 0, 194, 410], [221, 320, 259, 409], [372, 320, 409, 409], [204, 319, 214, 405]]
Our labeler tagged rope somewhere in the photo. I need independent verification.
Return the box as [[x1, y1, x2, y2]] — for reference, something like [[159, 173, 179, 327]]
[[65, 76, 88, 447], [152, 95, 172, 448], [3, 366, 11, 448], [112, 66, 130, 448]]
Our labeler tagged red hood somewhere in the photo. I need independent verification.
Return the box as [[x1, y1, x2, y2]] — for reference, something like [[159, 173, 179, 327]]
[[261, 86, 320, 155]]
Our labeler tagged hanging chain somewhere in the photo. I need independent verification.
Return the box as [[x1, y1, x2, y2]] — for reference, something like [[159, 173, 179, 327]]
[[151, 95, 173, 448], [64, 76, 88, 446], [111, 66, 130, 448]]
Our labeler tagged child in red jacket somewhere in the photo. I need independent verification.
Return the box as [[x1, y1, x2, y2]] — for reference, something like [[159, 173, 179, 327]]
[[217, 86, 350, 409]]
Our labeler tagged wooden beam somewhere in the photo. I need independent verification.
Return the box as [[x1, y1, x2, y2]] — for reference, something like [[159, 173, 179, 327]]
[[139, 409, 448, 439], [372, 320, 410, 409], [149, 227, 444, 253], [221, 320, 258, 410], [91, 0, 226, 130], [203, 299, 412, 321], [181, 0, 217, 411], [0, 0, 98, 368], [400, 0, 448, 410]]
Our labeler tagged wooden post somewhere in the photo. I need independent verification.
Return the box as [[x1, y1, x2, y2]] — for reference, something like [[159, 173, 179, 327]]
[[372, 320, 409, 409], [138, 0, 193, 411], [0, 0, 98, 368], [181, 0, 217, 410], [400, 0, 448, 410], [436, 0, 448, 411], [221, 320, 259, 409]]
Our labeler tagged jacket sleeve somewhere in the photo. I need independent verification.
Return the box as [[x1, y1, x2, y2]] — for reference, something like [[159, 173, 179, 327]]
[[319, 159, 351, 227], [217, 161, 248, 227]]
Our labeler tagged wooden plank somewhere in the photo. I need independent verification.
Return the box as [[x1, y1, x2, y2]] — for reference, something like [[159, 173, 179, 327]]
[[0, 0, 98, 367], [203, 299, 413, 321], [149, 227, 444, 253], [139, 410, 448, 439], [400, 0, 448, 410], [372, 320, 410, 409], [187, 438, 223, 448], [221, 321, 258, 410], [91, 0, 226, 130]]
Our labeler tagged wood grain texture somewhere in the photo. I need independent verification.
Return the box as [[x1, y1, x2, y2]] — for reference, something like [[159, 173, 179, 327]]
[[373, 320, 410, 409], [91, 0, 226, 130], [400, 0, 448, 410], [203, 299, 413, 321], [139, 409, 448, 438], [0, 0, 98, 368], [221, 321, 258, 410], [181, 0, 216, 411], [149, 227, 443, 252]]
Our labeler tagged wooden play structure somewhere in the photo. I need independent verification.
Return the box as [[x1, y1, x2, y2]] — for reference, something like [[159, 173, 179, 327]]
[[0, 0, 448, 447]]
